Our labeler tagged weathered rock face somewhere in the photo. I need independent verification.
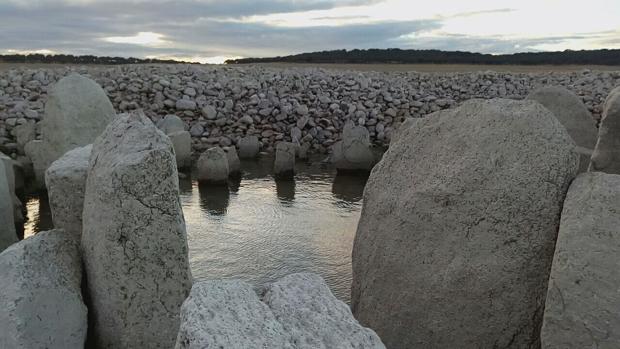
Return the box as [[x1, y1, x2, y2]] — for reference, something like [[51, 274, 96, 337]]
[[541, 172, 620, 349], [168, 131, 192, 170], [351, 99, 579, 349], [157, 114, 186, 134], [42, 73, 115, 165], [527, 86, 598, 172], [196, 147, 229, 184], [45, 144, 92, 237], [175, 273, 385, 349], [238, 135, 260, 159], [0, 229, 87, 349], [82, 112, 192, 349], [223, 146, 241, 174], [24, 140, 49, 187], [332, 121, 375, 172], [590, 86, 620, 174], [274, 142, 296, 177], [0, 152, 23, 230], [0, 160, 17, 252]]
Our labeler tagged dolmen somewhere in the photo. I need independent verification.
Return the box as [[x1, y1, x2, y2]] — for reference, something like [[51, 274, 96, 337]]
[[197, 147, 230, 184], [175, 273, 385, 349], [24, 73, 115, 187], [527, 86, 598, 172], [590, 86, 620, 174], [157, 114, 192, 170], [351, 99, 579, 348], [331, 121, 375, 173]]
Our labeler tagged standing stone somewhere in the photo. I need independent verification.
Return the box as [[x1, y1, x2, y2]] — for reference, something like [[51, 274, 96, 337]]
[[223, 146, 241, 175], [541, 172, 620, 349], [238, 135, 260, 159], [157, 114, 186, 134], [0, 152, 23, 230], [45, 145, 92, 238], [196, 147, 229, 184], [82, 112, 192, 349], [24, 140, 49, 187], [274, 142, 296, 178], [0, 229, 87, 349], [168, 131, 192, 170], [175, 273, 385, 349], [351, 99, 579, 349], [332, 122, 375, 172], [527, 86, 597, 172], [590, 86, 620, 173], [0, 160, 17, 252]]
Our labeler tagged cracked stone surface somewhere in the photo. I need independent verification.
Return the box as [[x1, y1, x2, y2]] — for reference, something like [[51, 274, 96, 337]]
[[590, 86, 620, 174], [527, 86, 598, 172], [0, 160, 17, 252], [541, 172, 620, 349], [274, 142, 296, 177], [82, 111, 192, 349], [175, 273, 385, 349], [0, 229, 87, 349], [351, 99, 579, 349], [196, 146, 229, 183], [45, 144, 92, 238]]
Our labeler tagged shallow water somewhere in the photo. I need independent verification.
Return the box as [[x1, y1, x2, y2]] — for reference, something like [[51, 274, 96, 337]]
[[23, 158, 366, 302]]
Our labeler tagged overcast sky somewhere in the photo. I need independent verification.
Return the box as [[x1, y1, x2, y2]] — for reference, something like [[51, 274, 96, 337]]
[[1, 0, 619, 63]]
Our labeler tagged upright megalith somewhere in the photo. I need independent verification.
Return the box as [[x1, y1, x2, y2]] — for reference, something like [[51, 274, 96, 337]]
[[527, 86, 598, 172], [45, 144, 92, 237], [0, 160, 17, 252], [274, 142, 296, 178], [0, 152, 23, 231], [331, 121, 375, 172], [196, 147, 229, 184], [175, 273, 385, 349], [590, 86, 620, 174], [0, 229, 87, 349], [238, 135, 260, 159], [541, 172, 620, 349], [168, 130, 192, 170], [26, 73, 115, 185], [82, 112, 192, 348], [223, 146, 241, 175], [351, 99, 579, 349]]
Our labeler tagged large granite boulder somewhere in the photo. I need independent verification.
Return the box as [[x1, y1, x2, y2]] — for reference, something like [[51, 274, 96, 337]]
[[168, 131, 192, 170], [274, 142, 296, 178], [590, 86, 620, 173], [351, 99, 579, 349], [175, 273, 385, 349], [157, 114, 186, 134], [196, 147, 229, 184], [223, 146, 241, 175], [26, 74, 114, 186], [238, 135, 260, 159], [541, 172, 620, 348], [527, 86, 598, 172], [332, 121, 375, 172], [0, 229, 87, 349], [0, 160, 17, 252], [82, 112, 192, 348], [45, 145, 92, 238]]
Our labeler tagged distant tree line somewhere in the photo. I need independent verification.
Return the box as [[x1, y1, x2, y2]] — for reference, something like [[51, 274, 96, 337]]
[[0, 53, 197, 65], [225, 48, 620, 66]]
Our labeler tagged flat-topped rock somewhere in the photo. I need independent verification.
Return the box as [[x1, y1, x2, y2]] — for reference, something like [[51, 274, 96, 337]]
[[82, 111, 192, 348], [0, 229, 87, 349], [541, 172, 620, 349]]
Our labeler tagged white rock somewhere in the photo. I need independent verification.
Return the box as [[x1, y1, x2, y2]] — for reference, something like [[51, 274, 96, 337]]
[[196, 147, 229, 184], [201, 105, 217, 119], [0, 229, 87, 349], [82, 112, 192, 348], [45, 145, 92, 237]]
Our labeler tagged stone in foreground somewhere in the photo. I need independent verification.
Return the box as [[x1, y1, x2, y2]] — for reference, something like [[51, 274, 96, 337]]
[[527, 86, 597, 172], [175, 273, 385, 349], [0, 160, 17, 252], [332, 122, 375, 172], [0, 229, 87, 349], [351, 99, 579, 349], [196, 147, 229, 184], [541, 172, 620, 349], [274, 142, 296, 178], [82, 112, 192, 348], [590, 86, 620, 174], [45, 144, 92, 237], [238, 135, 260, 159]]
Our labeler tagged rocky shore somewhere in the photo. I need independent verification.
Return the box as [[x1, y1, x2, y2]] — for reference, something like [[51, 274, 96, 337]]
[[1, 64, 619, 161]]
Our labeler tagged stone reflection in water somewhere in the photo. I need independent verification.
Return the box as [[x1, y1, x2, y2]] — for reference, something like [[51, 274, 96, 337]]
[[275, 178, 295, 204], [198, 183, 230, 216], [22, 192, 53, 239], [178, 176, 193, 194], [228, 176, 241, 194], [332, 174, 368, 204]]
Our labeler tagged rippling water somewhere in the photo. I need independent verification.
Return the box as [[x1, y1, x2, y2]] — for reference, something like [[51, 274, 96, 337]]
[[23, 158, 366, 302]]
